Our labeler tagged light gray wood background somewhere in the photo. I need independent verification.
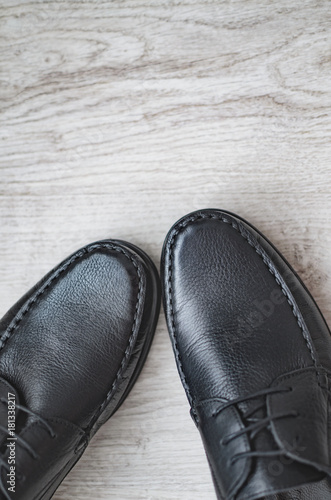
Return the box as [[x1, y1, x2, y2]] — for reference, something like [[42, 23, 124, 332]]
[[0, 1, 330, 499]]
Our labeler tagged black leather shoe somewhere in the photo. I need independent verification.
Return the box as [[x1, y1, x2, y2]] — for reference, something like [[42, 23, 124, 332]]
[[0, 240, 160, 500], [161, 209, 331, 500]]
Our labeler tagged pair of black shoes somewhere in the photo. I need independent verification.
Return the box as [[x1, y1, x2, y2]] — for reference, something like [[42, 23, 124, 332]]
[[0, 209, 331, 500]]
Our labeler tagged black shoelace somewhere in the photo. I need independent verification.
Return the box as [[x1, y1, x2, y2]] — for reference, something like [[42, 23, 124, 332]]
[[0, 398, 56, 500], [209, 386, 298, 465]]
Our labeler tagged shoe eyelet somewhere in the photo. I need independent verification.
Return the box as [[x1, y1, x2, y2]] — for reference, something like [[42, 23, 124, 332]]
[[220, 437, 229, 446]]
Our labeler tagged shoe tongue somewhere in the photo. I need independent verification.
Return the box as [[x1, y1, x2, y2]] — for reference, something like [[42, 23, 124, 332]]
[[0, 377, 20, 447], [238, 368, 331, 499], [196, 368, 331, 500], [236, 431, 325, 500]]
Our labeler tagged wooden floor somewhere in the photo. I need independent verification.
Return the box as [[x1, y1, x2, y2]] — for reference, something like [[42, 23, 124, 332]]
[[0, 1, 330, 498]]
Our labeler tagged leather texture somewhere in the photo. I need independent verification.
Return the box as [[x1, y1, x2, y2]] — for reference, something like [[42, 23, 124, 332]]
[[0, 239, 160, 500], [161, 208, 331, 500]]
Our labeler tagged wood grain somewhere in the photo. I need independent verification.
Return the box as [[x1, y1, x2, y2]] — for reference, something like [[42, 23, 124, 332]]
[[0, 1, 330, 498]]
